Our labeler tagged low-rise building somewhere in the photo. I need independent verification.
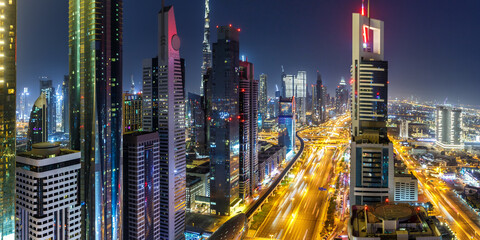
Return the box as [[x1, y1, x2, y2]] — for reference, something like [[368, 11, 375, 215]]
[[186, 176, 204, 213], [258, 141, 286, 184], [349, 204, 441, 239]]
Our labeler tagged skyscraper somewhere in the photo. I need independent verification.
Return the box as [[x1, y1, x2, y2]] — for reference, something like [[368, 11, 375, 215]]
[[68, 1, 123, 239], [335, 77, 348, 114], [0, 1, 16, 238], [20, 87, 29, 122], [16, 143, 82, 240], [62, 75, 69, 133], [435, 106, 463, 148], [278, 97, 296, 155], [239, 60, 259, 199], [350, 5, 394, 206], [200, 0, 211, 96], [27, 93, 48, 150], [281, 73, 295, 98], [157, 6, 186, 239], [123, 132, 160, 240], [206, 25, 241, 216], [259, 73, 268, 125], [315, 72, 324, 124], [399, 119, 409, 139], [142, 57, 159, 132], [40, 78, 56, 136], [294, 71, 307, 124], [55, 84, 63, 132]]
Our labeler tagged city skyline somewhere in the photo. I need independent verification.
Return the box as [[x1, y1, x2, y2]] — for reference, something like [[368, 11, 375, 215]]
[[2, 0, 480, 239], [16, 0, 480, 106]]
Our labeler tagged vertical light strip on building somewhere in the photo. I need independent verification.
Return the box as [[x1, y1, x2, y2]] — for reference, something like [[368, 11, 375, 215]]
[[0, 0, 16, 239]]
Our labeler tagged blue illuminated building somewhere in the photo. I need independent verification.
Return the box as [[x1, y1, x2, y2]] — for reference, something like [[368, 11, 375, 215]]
[[278, 97, 296, 155]]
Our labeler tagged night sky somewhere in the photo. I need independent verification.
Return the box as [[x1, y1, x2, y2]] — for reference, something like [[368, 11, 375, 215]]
[[17, 0, 480, 106]]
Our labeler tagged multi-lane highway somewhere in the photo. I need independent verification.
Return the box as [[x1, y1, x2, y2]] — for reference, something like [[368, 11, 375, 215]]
[[254, 115, 350, 240]]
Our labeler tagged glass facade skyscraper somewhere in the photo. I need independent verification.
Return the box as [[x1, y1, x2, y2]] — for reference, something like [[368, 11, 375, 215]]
[[206, 25, 241, 216], [39, 79, 56, 136], [68, 1, 123, 239], [0, 0, 16, 239], [27, 93, 48, 150]]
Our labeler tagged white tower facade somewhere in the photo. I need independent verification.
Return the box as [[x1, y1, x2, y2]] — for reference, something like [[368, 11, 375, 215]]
[[16, 143, 81, 240], [158, 6, 186, 239]]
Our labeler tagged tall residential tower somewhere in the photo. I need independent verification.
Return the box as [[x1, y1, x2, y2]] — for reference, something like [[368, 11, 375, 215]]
[[68, 1, 123, 239]]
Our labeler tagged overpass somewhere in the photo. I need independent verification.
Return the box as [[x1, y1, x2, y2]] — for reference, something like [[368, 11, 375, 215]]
[[245, 129, 305, 220]]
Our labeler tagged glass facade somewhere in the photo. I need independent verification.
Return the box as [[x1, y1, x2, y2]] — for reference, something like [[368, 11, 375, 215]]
[[27, 93, 47, 150], [206, 25, 240, 216], [0, 0, 16, 238], [69, 1, 123, 239]]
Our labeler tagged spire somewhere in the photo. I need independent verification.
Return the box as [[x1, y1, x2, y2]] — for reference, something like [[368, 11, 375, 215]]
[[361, 0, 365, 16], [160, 0, 167, 62], [200, 0, 211, 96]]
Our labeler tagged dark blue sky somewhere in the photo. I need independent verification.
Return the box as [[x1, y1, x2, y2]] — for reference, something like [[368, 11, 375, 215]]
[[18, 0, 480, 105]]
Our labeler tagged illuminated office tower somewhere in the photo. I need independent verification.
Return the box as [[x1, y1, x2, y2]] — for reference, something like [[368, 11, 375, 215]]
[[68, 0, 123, 239], [55, 84, 63, 132], [273, 85, 281, 118], [294, 71, 307, 124], [123, 132, 161, 240], [282, 73, 294, 98], [278, 97, 296, 155], [157, 6, 186, 239], [16, 143, 81, 240], [436, 106, 463, 148], [200, 0, 211, 96], [142, 57, 159, 132], [20, 87, 29, 122], [239, 60, 259, 199], [258, 73, 268, 125], [206, 25, 241, 216], [123, 92, 143, 133], [335, 77, 348, 114], [350, 4, 394, 206], [315, 72, 325, 123], [40, 78, 56, 136], [27, 93, 48, 150], [62, 75, 69, 133], [0, 0, 16, 238]]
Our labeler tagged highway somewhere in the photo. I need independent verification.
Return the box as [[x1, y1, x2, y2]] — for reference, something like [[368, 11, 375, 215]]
[[393, 140, 480, 240], [254, 115, 350, 240]]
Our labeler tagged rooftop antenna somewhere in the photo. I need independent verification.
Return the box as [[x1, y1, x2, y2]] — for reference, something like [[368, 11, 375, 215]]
[[368, 0, 370, 18], [160, 0, 166, 61]]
